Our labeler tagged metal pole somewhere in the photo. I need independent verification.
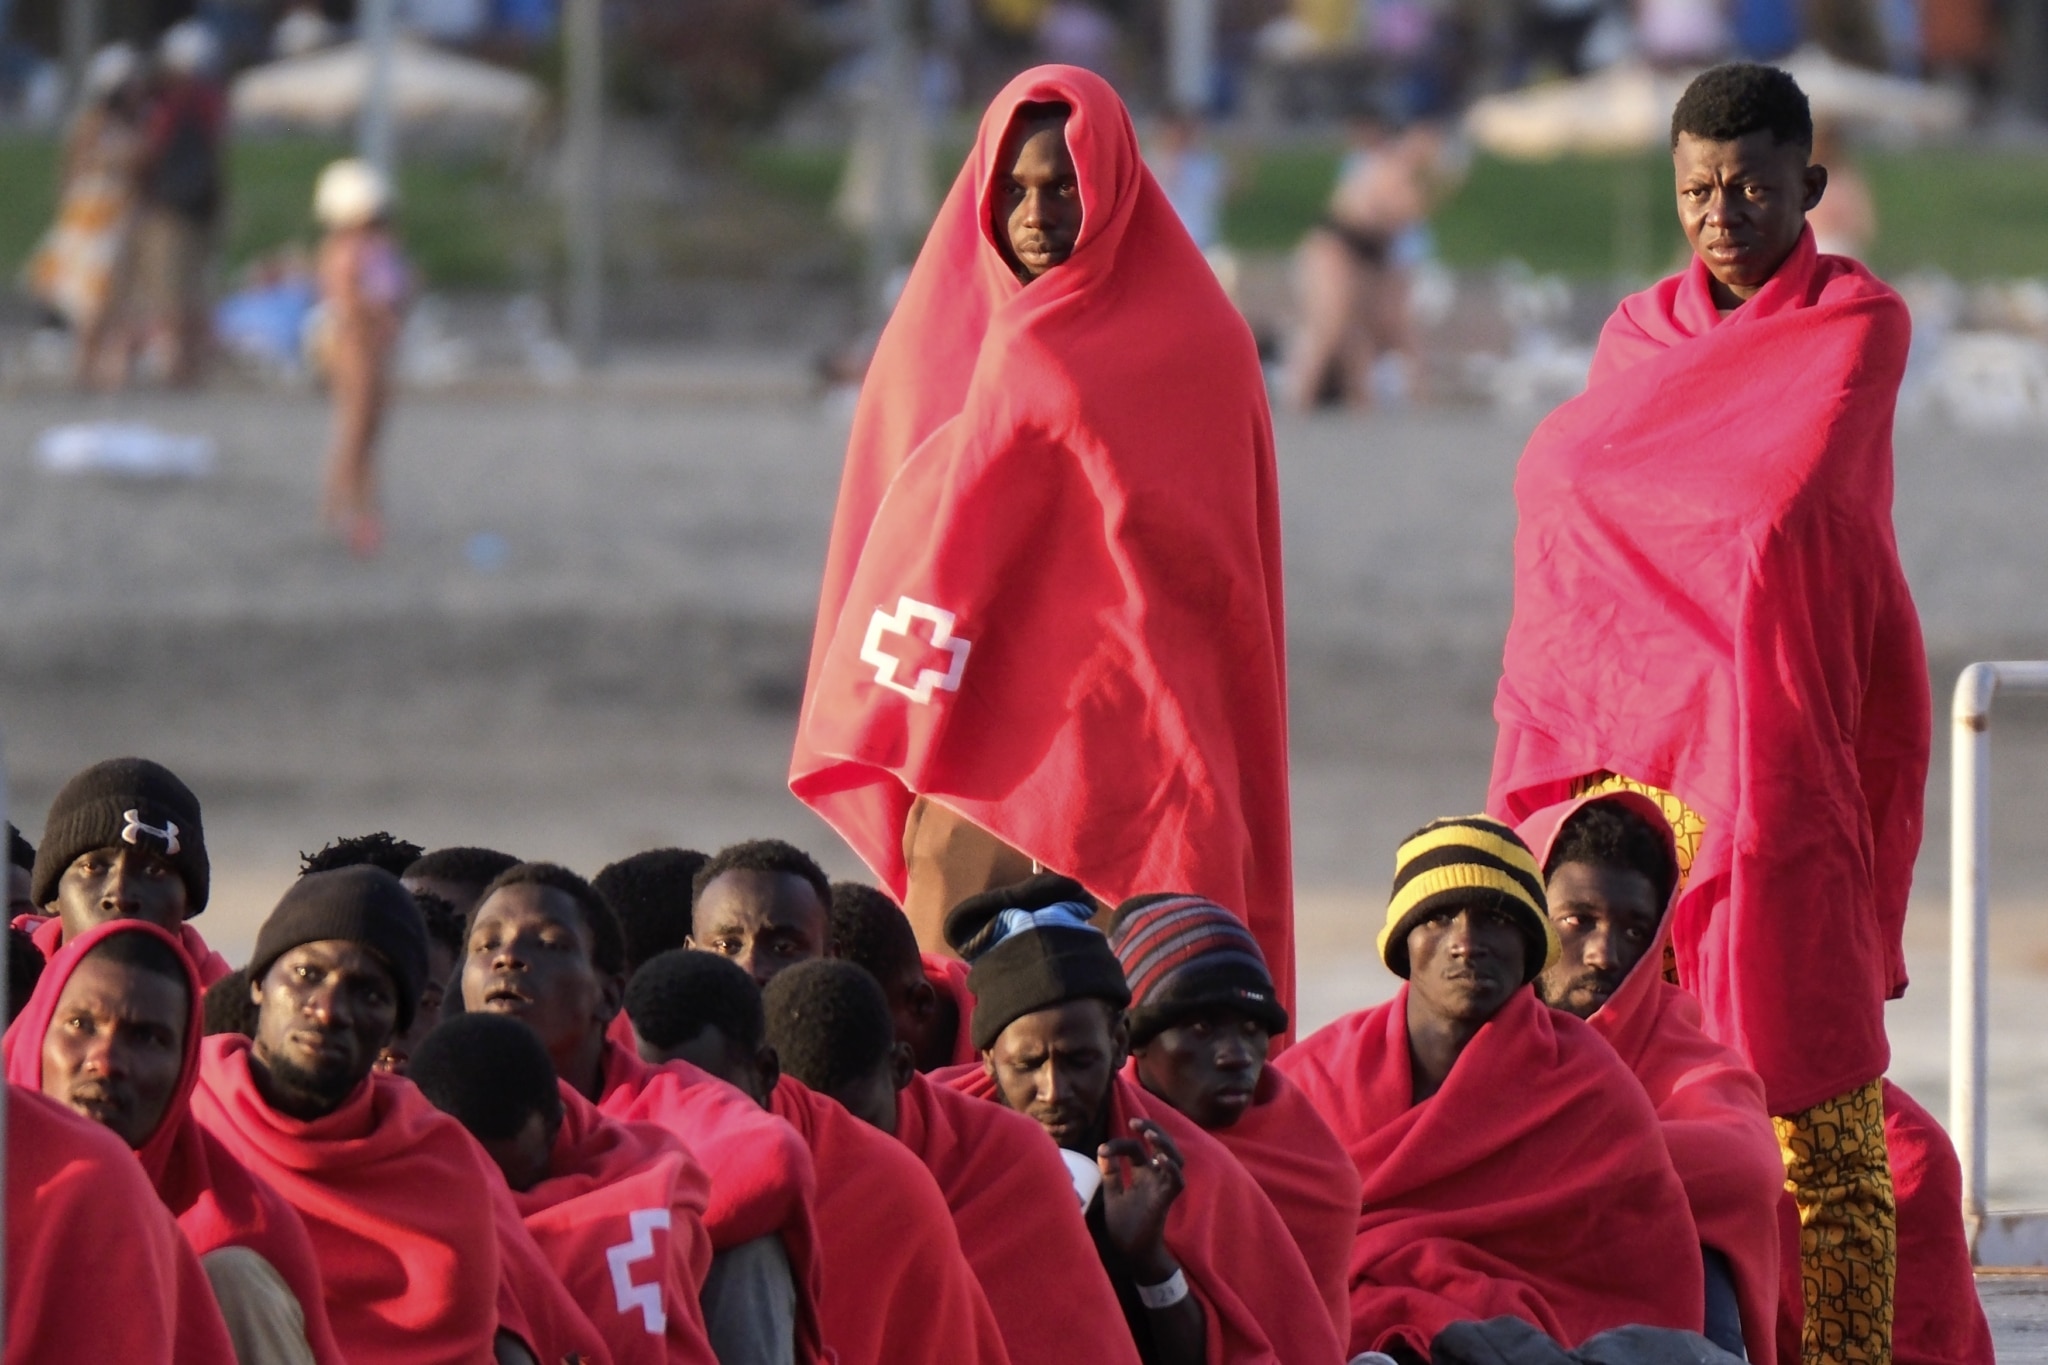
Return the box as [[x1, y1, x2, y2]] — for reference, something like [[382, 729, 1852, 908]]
[[1165, 0, 1215, 114], [357, 0, 398, 182], [1948, 660, 2048, 1250], [1952, 662, 1995, 1240], [564, 0, 605, 367]]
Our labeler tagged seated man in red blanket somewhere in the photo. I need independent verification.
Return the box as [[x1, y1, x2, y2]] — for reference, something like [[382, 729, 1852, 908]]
[[412, 1012, 720, 1365], [944, 875, 1345, 1365], [1276, 817, 1704, 1361], [24, 757, 233, 983], [1104, 894, 1358, 1344], [1517, 794, 1785, 1365], [765, 956, 1137, 1365], [467, 866, 826, 1365], [829, 880, 974, 1071], [188, 866, 509, 1364], [7, 918, 347, 1364], [1488, 62, 1928, 1365]]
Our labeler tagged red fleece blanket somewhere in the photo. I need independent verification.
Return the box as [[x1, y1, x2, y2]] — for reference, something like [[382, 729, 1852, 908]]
[[946, 1066, 1345, 1365], [1884, 1082, 1994, 1365], [6, 1084, 236, 1365], [1276, 987, 1704, 1355], [22, 912, 234, 986], [191, 1034, 501, 1365], [1517, 796, 1785, 1365], [922, 952, 981, 1066], [1487, 229, 1928, 1115], [895, 1071, 1139, 1365], [596, 1041, 828, 1365], [515, 1083, 719, 1365], [491, 1175, 616, 1365], [789, 63, 1294, 1016], [770, 1077, 1010, 1365], [1163, 1060, 1361, 1343], [4, 921, 348, 1365]]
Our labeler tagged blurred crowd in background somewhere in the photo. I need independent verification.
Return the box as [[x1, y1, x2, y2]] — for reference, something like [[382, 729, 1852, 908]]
[[1, 0, 2045, 432]]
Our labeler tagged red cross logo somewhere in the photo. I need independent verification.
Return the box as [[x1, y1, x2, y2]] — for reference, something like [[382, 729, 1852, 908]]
[[860, 596, 972, 704]]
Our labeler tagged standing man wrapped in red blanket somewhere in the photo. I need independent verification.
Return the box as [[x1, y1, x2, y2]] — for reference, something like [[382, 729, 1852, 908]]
[[788, 65, 1294, 1016], [1487, 62, 1931, 1365]]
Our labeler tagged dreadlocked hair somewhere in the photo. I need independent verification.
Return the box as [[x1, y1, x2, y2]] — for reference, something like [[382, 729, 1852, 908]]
[[300, 832, 426, 879]]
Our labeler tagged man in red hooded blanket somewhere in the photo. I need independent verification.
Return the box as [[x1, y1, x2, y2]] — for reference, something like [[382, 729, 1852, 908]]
[[412, 1011, 720, 1365], [6, 1083, 235, 1364], [460, 862, 828, 1365], [1275, 816, 1705, 1360], [189, 865, 508, 1364], [6, 918, 347, 1364], [1516, 794, 1785, 1365], [21, 757, 235, 984], [1486, 61, 1929, 1365], [1104, 893, 1359, 1344], [787, 65, 1294, 1018], [941, 874, 1345, 1365]]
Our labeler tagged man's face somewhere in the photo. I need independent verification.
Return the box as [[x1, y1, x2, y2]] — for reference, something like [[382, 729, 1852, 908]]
[[1132, 1006, 1270, 1131], [1536, 861, 1664, 1019], [689, 871, 829, 991], [377, 939, 457, 1074], [822, 1043, 913, 1136], [994, 117, 1082, 281], [52, 844, 188, 943], [251, 940, 399, 1118], [464, 885, 617, 1071], [41, 953, 189, 1148], [8, 863, 36, 920], [1405, 900, 1525, 1027], [1674, 130, 1825, 305], [984, 999, 1126, 1154]]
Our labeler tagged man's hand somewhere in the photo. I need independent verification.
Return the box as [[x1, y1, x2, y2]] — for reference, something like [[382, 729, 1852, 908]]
[[1099, 1117, 1187, 1280]]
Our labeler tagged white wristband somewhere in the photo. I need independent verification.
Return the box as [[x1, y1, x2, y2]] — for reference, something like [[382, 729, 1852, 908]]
[[1136, 1268, 1189, 1310]]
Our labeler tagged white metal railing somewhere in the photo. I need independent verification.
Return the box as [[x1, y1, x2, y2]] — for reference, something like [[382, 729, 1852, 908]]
[[1949, 661, 2048, 1250]]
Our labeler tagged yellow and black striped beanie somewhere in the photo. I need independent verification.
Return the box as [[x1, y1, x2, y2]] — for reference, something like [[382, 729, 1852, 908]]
[[1378, 815, 1558, 983]]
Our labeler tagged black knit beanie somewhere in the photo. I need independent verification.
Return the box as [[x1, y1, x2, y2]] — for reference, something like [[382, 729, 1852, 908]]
[[945, 873, 1131, 1051], [249, 866, 429, 1031], [30, 758, 209, 914]]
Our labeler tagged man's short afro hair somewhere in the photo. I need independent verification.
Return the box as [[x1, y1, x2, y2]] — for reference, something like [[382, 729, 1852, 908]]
[[624, 948, 765, 1052], [403, 846, 521, 890], [594, 848, 708, 972], [410, 1012, 563, 1141], [473, 862, 627, 977], [828, 881, 921, 986], [1671, 62, 1812, 151], [1546, 800, 1679, 910], [763, 959, 894, 1097], [692, 839, 833, 922], [412, 889, 464, 957], [203, 965, 258, 1037], [7, 823, 33, 872], [300, 832, 426, 879]]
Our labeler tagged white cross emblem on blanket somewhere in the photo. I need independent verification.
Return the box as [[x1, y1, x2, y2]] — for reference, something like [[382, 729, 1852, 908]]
[[860, 596, 972, 704]]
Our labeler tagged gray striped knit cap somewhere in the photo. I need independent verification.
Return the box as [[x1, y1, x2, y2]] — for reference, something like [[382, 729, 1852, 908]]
[[1105, 893, 1287, 1046]]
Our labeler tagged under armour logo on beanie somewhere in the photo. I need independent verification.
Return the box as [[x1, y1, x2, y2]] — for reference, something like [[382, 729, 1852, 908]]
[[122, 810, 180, 855]]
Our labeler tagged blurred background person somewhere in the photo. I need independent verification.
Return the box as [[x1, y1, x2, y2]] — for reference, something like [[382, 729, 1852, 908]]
[[1282, 115, 1458, 410], [23, 43, 147, 391], [1149, 109, 1239, 297], [133, 19, 227, 388], [312, 158, 411, 559], [1807, 122, 1877, 259]]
